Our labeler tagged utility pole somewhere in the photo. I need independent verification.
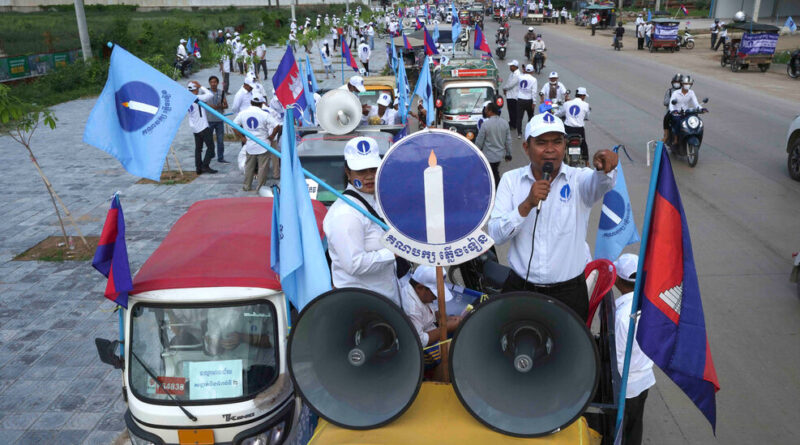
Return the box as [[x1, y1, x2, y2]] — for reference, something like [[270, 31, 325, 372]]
[[74, 0, 92, 61], [655, 1, 661, 12], [752, 0, 762, 22], [291, 4, 296, 21]]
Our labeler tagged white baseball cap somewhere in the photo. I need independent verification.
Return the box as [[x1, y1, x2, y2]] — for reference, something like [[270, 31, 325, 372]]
[[524, 112, 565, 139], [548, 71, 559, 78], [251, 93, 266, 104], [179, 38, 187, 43], [576, 87, 589, 97], [186, 81, 197, 91], [348, 75, 366, 92], [525, 64, 534, 72], [411, 266, 453, 302], [613, 253, 639, 282], [344, 137, 382, 170], [508, 59, 519, 67], [377, 92, 392, 107]]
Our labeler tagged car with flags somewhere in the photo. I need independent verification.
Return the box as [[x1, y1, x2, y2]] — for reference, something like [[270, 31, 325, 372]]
[[432, 57, 502, 141]]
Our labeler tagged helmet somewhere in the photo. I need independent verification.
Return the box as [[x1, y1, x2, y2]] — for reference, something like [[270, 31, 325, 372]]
[[734, 11, 746, 22], [671, 73, 682, 83], [528, 27, 534, 32], [680, 75, 693, 85]]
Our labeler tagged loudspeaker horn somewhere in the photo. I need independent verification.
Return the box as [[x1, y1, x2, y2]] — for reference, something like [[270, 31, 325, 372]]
[[316, 89, 363, 135], [288, 288, 423, 429], [449, 292, 599, 437]]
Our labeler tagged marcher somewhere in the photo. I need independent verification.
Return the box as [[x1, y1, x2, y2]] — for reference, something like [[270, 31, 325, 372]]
[[562, 87, 591, 164], [219, 50, 232, 95], [254, 40, 268, 80], [230, 78, 254, 115], [613, 21, 625, 48], [636, 23, 645, 50], [206, 76, 228, 163], [613, 253, 656, 445], [487, 113, 618, 320], [644, 21, 653, 48], [516, 64, 537, 138], [591, 14, 598, 36], [475, 102, 512, 186], [710, 19, 721, 50], [368, 22, 376, 50], [233, 94, 281, 192], [358, 38, 371, 76], [186, 81, 217, 175], [322, 137, 401, 306], [713, 21, 727, 51], [401, 266, 462, 370], [502, 60, 521, 134], [320, 41, 335, 79]]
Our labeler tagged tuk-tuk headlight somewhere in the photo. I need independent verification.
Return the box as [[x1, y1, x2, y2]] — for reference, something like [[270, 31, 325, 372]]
[[687, 116, 700, 129], [466, 131, 476, 140], [241, 420, 286, 445]]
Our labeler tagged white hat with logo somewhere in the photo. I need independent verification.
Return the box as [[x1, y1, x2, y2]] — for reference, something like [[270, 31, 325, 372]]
[[576, 87, 589, 97], [613, 253, 639, 282], [411, 266, 453, 302], [525, 112, 566, 139], [349, 75, 366, 92], [377, 92, 392, 107], [344, 137, 382, 170], [508, 59, 520, 67]]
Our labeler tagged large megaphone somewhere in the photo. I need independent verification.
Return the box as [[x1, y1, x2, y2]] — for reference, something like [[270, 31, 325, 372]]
[[316, 89, 363, 135], [449, 292, 599, 437], [288, 288, 423, 429]]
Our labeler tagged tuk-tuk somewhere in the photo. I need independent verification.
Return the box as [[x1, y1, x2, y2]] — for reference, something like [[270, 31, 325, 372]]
[[432, 57, 502, 141], [720, 21, 780, 73], [493, 6, 502, 21], [459, 9, 470, 25], [583, 4, 615, 29], [522, 5, 544, 26], [359, 76, 397, 108], [95, 197, 328, 445], [648, 18, 680, 53]]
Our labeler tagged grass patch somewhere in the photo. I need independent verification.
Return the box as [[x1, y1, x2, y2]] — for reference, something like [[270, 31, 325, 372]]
[[136, 170, 198, 185], [14, 235, 99, 262]]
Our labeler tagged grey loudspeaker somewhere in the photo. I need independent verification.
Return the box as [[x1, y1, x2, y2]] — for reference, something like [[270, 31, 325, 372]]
[[449, 292, 599, 437], [316, 89, 363, 135], [288, 288, 423, 429]]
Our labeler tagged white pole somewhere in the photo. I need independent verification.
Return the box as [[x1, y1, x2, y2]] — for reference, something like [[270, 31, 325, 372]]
[[74, 0, 92, 61], [752, 0, 762, 22], [655, 0, 661, 12], [291, 4, 296, 22]]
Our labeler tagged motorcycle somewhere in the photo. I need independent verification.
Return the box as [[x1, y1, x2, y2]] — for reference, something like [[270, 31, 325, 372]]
[[532, 49, 545, 74], [677, 29, 695, 50], [667, 98, 709, 168], [496, 39, 507, 60], [173, 55, 194, 78], [613, 36, 623, 51], [791, 251, 800, 298], [788, 49, 800, 79], [564, 133, 584, 167]]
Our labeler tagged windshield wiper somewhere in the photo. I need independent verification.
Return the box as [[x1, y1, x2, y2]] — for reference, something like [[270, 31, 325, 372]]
[[130, 349, 197, 422]]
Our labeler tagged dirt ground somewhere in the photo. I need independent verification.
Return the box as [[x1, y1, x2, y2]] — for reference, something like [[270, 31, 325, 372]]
[[539, 22, 800, 103]]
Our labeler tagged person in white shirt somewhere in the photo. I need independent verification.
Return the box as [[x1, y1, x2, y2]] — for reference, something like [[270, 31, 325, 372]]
[[290, 19, 297, 32], [635, 13, 644, 27], [487, 113, 618, 320], [322, 137, 401, 305], [219, 50, 232, 95], [358, 38, 371, 76], [254, 41, 267, 80], [560, 7, 568, 24], [502, 60, 521, 133], [709, 19, 721, 50], [612, 253, 656, 445], [516, 64, 538, 139], [539, 71, 568, 105], [232, 94, 281, 191], [531, 35, 546, 68], [713, 20, 727, 51], [401, 266, 462, 370], [644, 21, 653, 48], [366, 92, 398, 125], [591, 14, 598, 35], [667, 76, 702, 147], [186, 81, 218, 175], [320, 41, 334, 79], [562, 87, 591, 163], [230, 79, 254, 115], [176, 39, 191, 77], [368, 23, 376, 50]]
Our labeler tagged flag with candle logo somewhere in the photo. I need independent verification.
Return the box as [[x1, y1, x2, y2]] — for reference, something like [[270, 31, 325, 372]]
[[397, 52, 410, 124], [92, 194, 133, 308], [451, 3, 462, 51], [785, 16, 797, 33], [413, 56, 434, 126], [433, 22, 440, 43], [595, 146, 640, 261], [474, 24, 492, 57], [83, 45, 196, 182]]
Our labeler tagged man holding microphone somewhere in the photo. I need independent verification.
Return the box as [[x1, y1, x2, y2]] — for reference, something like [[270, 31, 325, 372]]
[[488, 113, 618, 321]]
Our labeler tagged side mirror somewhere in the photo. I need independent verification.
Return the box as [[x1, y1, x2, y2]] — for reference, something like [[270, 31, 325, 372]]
[[671, 99, 678, 105], [566, 89, 571, 95], [702, 98, 709, 103], [95, 338, 124, 369]]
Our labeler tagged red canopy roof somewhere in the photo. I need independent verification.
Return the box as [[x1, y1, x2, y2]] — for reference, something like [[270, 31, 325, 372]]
[[132, 197, 327, 294]]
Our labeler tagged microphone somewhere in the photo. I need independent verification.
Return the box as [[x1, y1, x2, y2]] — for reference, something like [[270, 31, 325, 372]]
[[537, 162, 554, 212]]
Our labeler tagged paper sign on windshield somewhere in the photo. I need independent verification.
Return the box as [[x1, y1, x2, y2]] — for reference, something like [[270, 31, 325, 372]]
[[189, 360, 243, 400]]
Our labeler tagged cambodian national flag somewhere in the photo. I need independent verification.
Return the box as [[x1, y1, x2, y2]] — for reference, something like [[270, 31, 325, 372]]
[[680, 4, 689, 16], [272, 44, 307, 120], [634, 145, 720, 431], [92, 194, 133, 308], [416, 16, 424, 30], [341, 36, 359, 72], [474, 24, 492, 57], [403, 34, 413, 50], [423, 27, 439, 56]]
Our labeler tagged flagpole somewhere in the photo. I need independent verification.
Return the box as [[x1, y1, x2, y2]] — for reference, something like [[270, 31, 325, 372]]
[[614, 141, 664, 437], [196, 101, 389, 231], [341, 36, 345, 84]]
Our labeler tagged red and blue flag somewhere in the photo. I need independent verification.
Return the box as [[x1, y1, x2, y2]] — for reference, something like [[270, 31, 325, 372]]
[[636, 146, 720, 430], [423, 27, 439, 56], [92, 194, 133, 308], [403, 34, 413, 50], [474, 24, 492, 57], [272, 44, 308, 120], [416, 16, 424, 30], [680, 4, 689, 15], [341, 36, 360, 72]]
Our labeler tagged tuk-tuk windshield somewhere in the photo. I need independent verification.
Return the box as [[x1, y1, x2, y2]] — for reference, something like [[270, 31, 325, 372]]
[[358, 89, 392, 107], [443, 87, 493, 115], [129, 300, 278, 404]]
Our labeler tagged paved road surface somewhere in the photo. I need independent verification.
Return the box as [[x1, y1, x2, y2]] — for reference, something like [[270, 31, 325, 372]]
[[483, 18, 800, 445]]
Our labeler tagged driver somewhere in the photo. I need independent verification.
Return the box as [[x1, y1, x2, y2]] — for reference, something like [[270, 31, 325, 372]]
[[525, 27, 537, 60], [667, 75, 702, 146], [531, 35, 546, 67], [662, 74, 682, 145], [539, 71, 568, 105]]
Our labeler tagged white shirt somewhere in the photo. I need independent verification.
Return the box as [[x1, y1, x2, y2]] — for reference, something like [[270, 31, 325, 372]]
[[187, 88, 213, 133], [540, 81, 568, 103], [401, 283, 436, 346], [380, 107, 399, 125], [532, 40, 546, 52], [220, 54, 231, 73], [177, 44, 188, 59], [591, 16, 598, 25], [255, 44, 267, 59], [668, 89, 700, 112], [233, 105, 279, 155], [358, 43, 371, 62], [502, 69, 521, 100], [718, 22, 727, 37], [231, 87, 253, 114], [323, 185, 400, 305], [615, 292, 656, 398], [517, 73, 537, 101], [488, 164, 616, 284], [563, 98, 590, 127]]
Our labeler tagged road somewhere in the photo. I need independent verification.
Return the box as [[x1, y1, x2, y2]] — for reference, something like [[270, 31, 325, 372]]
[[479, 18, 800, 445]]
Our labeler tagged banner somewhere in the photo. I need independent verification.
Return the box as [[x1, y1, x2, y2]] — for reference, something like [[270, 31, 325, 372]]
[[738, 32, 779, 56], [653, 24, 678, 40]]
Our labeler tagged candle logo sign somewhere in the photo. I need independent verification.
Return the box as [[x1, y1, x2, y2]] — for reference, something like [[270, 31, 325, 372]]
[[376, 130, 495, 266], [115, 81, 161, 132]]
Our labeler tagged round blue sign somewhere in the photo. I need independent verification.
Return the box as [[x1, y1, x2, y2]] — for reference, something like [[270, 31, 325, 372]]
[[376, 130, 494, 245], [569, 105, 580, 117], [114, 81, 160, 132], [599, 190, 625, 230]]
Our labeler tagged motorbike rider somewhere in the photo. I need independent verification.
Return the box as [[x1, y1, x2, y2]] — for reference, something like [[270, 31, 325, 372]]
[[524, 27, 537, 58], [662, 74, 682, 145], [667, 75, 703, 147], [176, 38, 191, 77], [539, 71, 568, 105], [531, 35, 547, 68], [563, 87, 591, 164], [613, 21, 625, 48]]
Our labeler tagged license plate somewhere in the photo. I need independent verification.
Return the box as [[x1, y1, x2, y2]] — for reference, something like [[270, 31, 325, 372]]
[[568, 147, 581, 155], [179, 429, 214, 445]]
